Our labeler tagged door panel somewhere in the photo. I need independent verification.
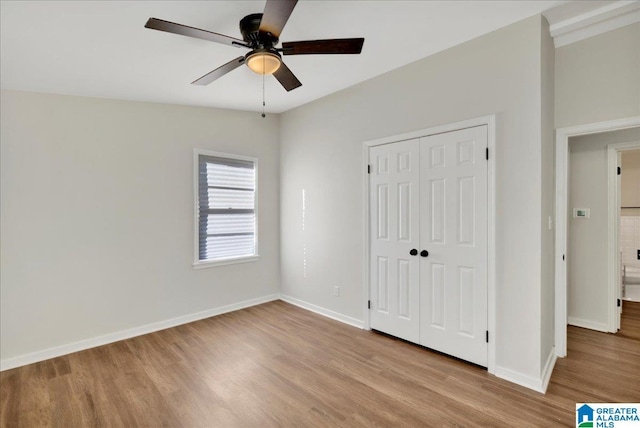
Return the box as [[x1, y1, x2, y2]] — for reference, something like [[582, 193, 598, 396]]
[[369, 139, 420, 343], [377, 184, 389, 239], [430, 263, 445, 328], [430, 179, 446, 243], [398, 183, 412, 240], [458, 266, 475, 335], [458, 177, 475, 245], [419, 126, 488, 367], [377, 257, 389, 312], [398, 259, 411, 318]]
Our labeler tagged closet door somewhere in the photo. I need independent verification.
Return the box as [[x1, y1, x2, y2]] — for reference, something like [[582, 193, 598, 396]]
[[419, 126, 488, 367], [369, 139, 420, 343]]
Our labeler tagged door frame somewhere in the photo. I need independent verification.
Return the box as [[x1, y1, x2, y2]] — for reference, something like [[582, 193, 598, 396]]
[[554, 116, 640, 358], [362, 115, 496, 374]]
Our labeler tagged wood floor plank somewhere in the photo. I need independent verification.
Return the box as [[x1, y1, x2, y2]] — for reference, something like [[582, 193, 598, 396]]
[[1, 362, 52, 428], [619, 300, 640, 341], [2, 300, 639, 427]]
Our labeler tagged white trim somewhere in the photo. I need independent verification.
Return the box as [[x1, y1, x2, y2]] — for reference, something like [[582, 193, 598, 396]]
[[279, 294, 365, 329], [486, 115, 496, 375], [555, 117, 640, 358], [363, 145, 372, 331], [362, 115, 496, 375], [608, 143, 620, 333], [0, 294, 280, 372], [193, 255, 260, 269], [549, 1, 640, 48], [193, 148, 259, 268], [568, 316, 609, 333], [540, 347, 557, 394], [555, 130, 569, 357], [494, 366, 546, 394], [495, 348, 557, 394], [363, 115, 496, 147]]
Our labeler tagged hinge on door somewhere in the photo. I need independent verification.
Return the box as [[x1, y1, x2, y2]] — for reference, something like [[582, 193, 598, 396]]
[[486, 331, 489, 343], [368, 300, 371, 309], [618, 166, 621, 175], [618, 299, 621, 307], [486, 148, 489, 160], [367, 165, 371, 174]]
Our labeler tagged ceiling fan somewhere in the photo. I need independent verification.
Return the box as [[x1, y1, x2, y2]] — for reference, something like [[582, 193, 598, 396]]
[[145, 0, 365, 92]]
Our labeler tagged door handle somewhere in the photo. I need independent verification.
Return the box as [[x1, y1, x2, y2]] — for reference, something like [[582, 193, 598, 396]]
[[420, 250, 429, 257], [410, 249, 418, 256]]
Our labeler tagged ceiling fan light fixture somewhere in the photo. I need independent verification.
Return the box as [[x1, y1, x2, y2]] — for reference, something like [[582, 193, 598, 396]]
[[245, 50, 281, 75]]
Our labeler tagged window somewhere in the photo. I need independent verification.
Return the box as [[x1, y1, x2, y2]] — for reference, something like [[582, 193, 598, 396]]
[[194, 150, 258, 267]]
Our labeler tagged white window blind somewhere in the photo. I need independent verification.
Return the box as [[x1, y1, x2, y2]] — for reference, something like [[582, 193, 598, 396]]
[[197, 154, 256, 263]]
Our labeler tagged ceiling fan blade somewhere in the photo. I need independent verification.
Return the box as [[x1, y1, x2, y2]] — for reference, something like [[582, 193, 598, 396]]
[[259, 0, 298, 39], [145, 18, 246, 48], [273, 62, 302, 92], [282, 38, 365, 55], [192, 57, 245, 86]]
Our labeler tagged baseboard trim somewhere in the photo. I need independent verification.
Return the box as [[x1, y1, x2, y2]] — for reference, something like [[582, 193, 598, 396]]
[[540, 347, 557, 393], [494, 348, 557, 394], [0, 293, 280, 372], [279, 294, 365, 329], [494, 366, 546, 394], [568, 316, 609, 333]]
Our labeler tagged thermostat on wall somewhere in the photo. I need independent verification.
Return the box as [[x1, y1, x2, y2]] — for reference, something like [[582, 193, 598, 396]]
[[573, 208, 590, 219]]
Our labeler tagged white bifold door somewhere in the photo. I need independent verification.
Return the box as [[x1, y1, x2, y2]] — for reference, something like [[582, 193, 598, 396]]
[[369, 126, 488, 367]]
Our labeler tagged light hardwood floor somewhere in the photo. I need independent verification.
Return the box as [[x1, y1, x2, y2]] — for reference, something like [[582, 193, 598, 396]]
[[2, 300, 639, 427]]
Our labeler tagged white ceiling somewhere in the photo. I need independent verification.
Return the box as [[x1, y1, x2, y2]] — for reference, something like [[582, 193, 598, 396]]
[[0, 0, 610, 113]]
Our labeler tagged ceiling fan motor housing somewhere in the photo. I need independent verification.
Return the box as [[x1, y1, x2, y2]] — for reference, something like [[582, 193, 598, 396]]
[[240, 13, 278, 47]]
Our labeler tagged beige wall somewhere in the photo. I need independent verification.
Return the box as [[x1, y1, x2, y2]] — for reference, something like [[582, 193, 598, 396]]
[[280, 16, 551, 383], [0, 91, 281, 362], [555, 23, 640, 129], [621, 149, 640, 215], [568, 127, 640, 329], [540, 16, 555, 372]]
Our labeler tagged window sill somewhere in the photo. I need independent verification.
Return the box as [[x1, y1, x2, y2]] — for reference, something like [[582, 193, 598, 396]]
[[193, 255, 259, 270]]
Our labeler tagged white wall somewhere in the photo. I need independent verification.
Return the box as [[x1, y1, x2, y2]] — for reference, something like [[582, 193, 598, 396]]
[[555, 23, 640, 129], [0, 90, 281, 363], [280, 16, 550, 383], [568, 127, 640, 329]]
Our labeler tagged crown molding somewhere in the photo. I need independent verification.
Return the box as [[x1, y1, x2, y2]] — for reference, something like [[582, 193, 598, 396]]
[[549, 0, 640, 48]]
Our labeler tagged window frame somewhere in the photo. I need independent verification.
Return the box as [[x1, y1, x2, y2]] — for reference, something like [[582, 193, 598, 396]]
[[193, 149, 259, 269]]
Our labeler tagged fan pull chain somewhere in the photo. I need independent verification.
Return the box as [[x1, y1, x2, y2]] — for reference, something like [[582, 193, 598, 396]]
[[261, 55, 266, 118]]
